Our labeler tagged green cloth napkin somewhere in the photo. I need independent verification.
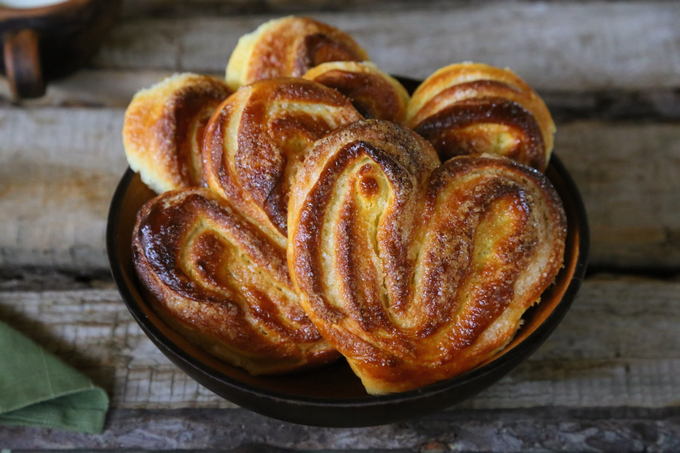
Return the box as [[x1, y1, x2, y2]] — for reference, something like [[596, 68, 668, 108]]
[[0, 321, 109, 433]]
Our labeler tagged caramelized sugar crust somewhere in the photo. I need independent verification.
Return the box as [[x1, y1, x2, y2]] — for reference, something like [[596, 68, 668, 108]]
[[406, 63, 555, 171], [132, 189, 339, 374], [303, 61, 409, 123], [288, 120, 566, 394], [202, 77, 362, 242], [226, 16, 368, 90], [123, 74, 232, 193]]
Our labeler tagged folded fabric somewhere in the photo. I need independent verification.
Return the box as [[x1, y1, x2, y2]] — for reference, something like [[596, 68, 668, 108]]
[[0, 320, 108, 433]]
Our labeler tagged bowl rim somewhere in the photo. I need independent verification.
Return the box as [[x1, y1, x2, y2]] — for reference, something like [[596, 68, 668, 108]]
[[107, 79, 590, 409]]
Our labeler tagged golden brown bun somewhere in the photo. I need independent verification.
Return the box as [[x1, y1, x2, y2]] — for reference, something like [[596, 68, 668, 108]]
[[202, 77, 362, 242], [226, 16, 368, 90], [132, 188, 339, 375], [123, 73, 232, 193], [304, 61, 409, 123], [406, 63, 555, 171], [288, 120, 566, 394]]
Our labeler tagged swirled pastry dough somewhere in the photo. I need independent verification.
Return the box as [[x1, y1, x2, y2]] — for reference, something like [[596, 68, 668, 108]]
[[133, 189, 338, 374], [288, 120, 566, 394], [407, 63, 555, 171], [226, 16, 368, 90], [123, 73, 232, 193], [303, 61, 409, 123], [202, 77, 362, 243]]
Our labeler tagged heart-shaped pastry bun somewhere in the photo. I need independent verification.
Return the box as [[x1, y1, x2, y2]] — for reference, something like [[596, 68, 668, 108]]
[[303, 61, 409, 123], [288, 120, 566, 394], [202, 77, 362, 243], [226, 16, 368, 90], [123, 73, 232, 193], [407, 63, 555, 171], [133, 189, 338, 375]]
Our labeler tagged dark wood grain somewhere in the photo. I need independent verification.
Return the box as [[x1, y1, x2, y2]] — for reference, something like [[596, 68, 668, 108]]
[[2, 407, 679, 451], [1, 275, 678, 411]]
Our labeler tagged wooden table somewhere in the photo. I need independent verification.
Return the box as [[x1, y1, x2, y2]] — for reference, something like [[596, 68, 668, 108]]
[[1, 1, 679, 450]]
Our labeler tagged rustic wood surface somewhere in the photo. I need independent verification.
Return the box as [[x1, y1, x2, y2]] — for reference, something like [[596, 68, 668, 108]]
[[3, 116, 679, 271], [1, 0, 679, 451], [1, 275, 679, 412]]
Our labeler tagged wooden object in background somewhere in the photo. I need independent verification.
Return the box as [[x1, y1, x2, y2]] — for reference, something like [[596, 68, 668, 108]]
[[0, 0, 121, 99]]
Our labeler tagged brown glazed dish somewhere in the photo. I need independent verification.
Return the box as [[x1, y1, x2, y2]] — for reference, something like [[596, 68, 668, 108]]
[[107, 76, 589, 426]]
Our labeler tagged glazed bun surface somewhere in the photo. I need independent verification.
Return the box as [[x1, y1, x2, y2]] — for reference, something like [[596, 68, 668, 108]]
[[304, 61, 409, 123], [123, 73, 232, 193], [407, 63, 555, 171], [132, 189, 339, 374], [288, 120, 566, 394], [226, 16, 368, 90], [203, 77, 362, 241]]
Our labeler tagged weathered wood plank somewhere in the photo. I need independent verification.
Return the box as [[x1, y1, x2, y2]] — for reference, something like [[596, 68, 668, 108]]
[[121, 0, 460, 19], [0, 276, 678, 410], [1, 107, 678, 270], [4, 69, 680, 123], [557, 122, 680, 271], [0, 108, 125, 270], [0, 70, 178, 108], [121, 0, 680, 18], [3, 407, 680, 451], [92, 2, 680, 91], [120, 0, 478, 18]]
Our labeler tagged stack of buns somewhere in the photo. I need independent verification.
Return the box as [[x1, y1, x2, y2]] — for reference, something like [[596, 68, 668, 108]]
[[123, 16, 565, 395]]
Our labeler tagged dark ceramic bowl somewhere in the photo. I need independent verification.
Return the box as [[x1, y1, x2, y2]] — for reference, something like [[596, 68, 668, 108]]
[[107, 76, 589, 427]]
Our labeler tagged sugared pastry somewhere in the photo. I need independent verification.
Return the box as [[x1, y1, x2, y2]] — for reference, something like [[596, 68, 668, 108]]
[[407, 63, 555, 171], [123, 73, 232, 193], [303, 61, 409, 123], [202, 77, 362, 242], [226, 16, 368, 90], [288, 120, 566, 394], [132, 189, 339, 374]]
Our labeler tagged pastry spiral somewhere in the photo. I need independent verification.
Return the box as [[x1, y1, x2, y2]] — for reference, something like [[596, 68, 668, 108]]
[[288, 120, 566, 394], [123, 73, 232, 193], [226, 16, 368, 90], [132, 189, 338, 374], [406, 63, 555, 171], [202, 77, 363, 242], [303, 61, 409, 123]]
